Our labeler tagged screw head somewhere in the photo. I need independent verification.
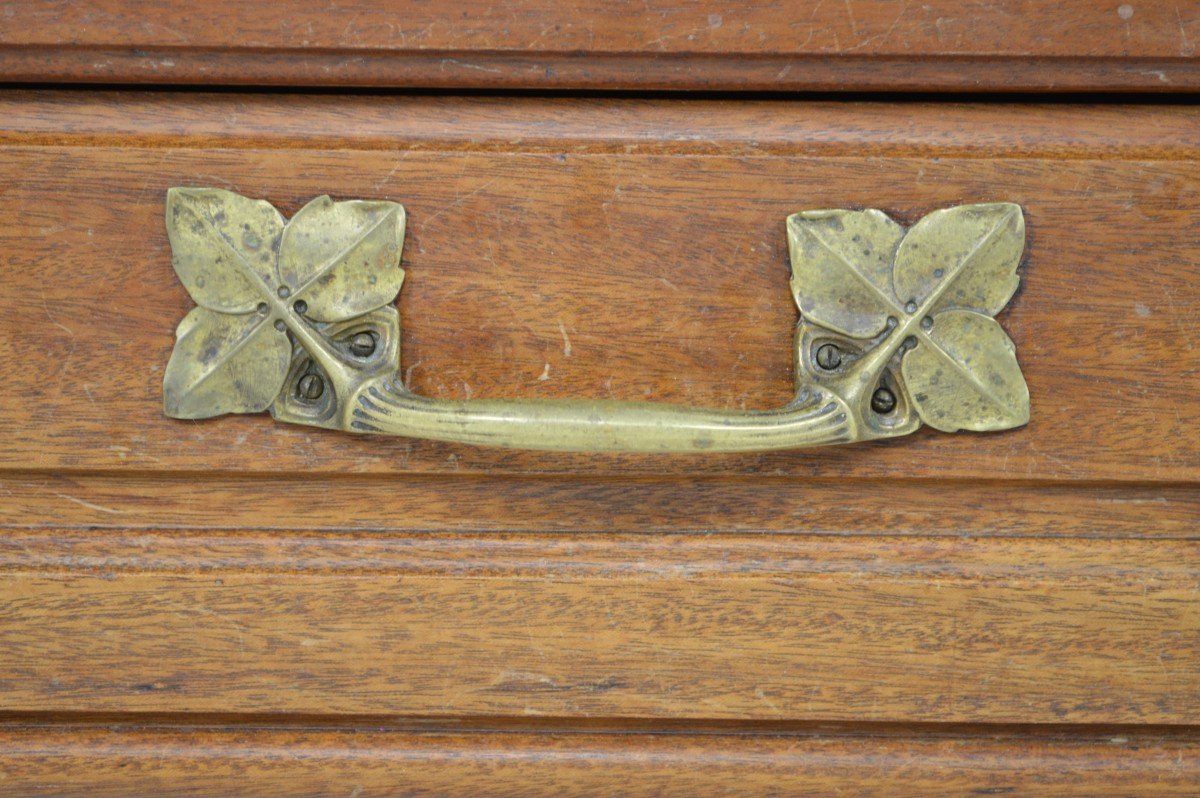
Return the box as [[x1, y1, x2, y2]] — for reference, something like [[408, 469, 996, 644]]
[[296, 373, 325, 402], [815, 343, 842, 370], [871, 386, 897, 415], [349, 332, 376, 358]]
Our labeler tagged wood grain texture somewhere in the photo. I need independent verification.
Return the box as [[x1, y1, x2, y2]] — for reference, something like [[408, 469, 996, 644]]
[[1, 89, 1198, 794], [0, 1, 1198, 91], [0, 532, 1196, 724], [1, 725, 1198, 797], [2, 473, 1197, 538], [0, 93, 1197, 481]]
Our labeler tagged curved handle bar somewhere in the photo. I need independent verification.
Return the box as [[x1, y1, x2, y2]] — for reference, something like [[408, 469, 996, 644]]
[[162, 190, 1029, 452], [346, 381, 854, 453]]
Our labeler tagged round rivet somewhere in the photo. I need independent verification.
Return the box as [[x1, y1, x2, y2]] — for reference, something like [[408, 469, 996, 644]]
[[871, 387, 897, 415], [921, 316, 934, 331], [350, 332, 377, 358], [277, 286, 291, 299], [815, 343, 842, 370], [293, 299, 308, 315], [256, 302, 268, 315], [297, 373, 324, 401], [904, 300, 918, 314], [273, 319, 286, 332]]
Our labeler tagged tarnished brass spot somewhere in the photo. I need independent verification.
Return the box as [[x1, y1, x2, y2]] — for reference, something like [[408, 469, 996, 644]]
[[163, 188, 1029, 452]]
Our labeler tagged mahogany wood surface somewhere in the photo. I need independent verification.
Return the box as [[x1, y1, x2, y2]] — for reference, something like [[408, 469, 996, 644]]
[[0, 93, 1197, 482], [5, 473, 1199, 538], [0, 91, 1197, 793], [1, 725, 1198, 797], [0, 1, 1198, 91], [1, 531, 1197, 724]]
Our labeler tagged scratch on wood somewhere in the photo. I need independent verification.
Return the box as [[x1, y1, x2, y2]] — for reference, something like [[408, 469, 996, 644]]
[[558, 320, 572, 357], [52, 493, 124, 515]]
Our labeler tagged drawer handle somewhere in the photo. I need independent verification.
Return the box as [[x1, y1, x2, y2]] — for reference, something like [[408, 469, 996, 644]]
[[162, 189, 1029, 453]]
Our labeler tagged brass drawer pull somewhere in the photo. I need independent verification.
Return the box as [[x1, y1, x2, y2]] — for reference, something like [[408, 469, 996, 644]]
[[162, 189, 1029, 453]]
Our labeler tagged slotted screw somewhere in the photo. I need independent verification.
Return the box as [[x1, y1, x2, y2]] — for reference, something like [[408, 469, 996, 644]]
[[350, 332, 376, 358], [297, 373, 325, 402], [815, 343, 842, 370], [871, 386, 897, 415]]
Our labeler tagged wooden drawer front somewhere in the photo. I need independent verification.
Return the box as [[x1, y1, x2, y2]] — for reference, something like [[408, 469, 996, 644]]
[[0, 92, 1197, 795], [1, 94, 1197, 483]]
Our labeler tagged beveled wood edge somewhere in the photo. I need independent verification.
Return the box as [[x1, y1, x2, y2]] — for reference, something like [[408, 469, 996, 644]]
[[1, 526, 1195, 578], [2, 473, 1197, 538], [0, 723, 1195, 797], [2, 91, 1199, 158], [1, 48, 1199, 92]]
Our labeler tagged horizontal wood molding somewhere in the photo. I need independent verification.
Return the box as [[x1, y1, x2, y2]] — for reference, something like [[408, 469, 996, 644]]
[[1, 473, 1196, 538], [0, 94, 1197, 481], [1, 1, 1198, 91], [4, 92, 1200, 157], [0, 532, 1195, 724], [1, 724, 1197, 797]]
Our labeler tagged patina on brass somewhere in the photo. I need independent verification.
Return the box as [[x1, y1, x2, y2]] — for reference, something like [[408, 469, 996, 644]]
[[163, 188, 1030, 452]]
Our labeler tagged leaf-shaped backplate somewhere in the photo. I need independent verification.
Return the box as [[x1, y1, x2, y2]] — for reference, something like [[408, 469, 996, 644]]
[[163, 307, 292, 419], [787, 209, 904, 339], [166, 188, 285, 313], [278, 195, 406, 322], [893, 203, 1023, 316], [900, 309, 1029, 432]]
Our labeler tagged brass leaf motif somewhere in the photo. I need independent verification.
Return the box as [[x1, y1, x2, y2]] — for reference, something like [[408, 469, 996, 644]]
[[786, 209, 905, 339], [163, 306, 291, 419], [277, 195, 406, 322], [161, 190, 1031, 449], [900, 309, 1030, 432], [787, 201, 1029, 434], [893, 202, 1024, 317], [164, 190, 408, 420], [165, 188, 285, 313]]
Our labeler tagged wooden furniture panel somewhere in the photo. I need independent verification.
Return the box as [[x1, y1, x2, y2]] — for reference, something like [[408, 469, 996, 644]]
[[0, 94, 1197, 482], [1, 532, 1197, 724], [1, 90, 1197, 794], [1, 1, 1198, 91]]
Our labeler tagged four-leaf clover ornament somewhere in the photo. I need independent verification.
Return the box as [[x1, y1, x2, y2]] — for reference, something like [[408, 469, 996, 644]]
[[788, 202, 1030, 435], [163, 188, 405, 421]]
